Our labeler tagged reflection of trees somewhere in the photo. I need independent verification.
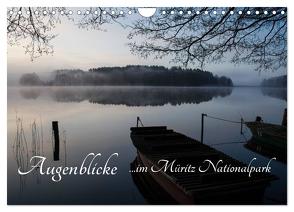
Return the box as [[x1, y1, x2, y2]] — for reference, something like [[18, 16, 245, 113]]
[[87, 88, 233, 106], [21, 87, 232, 106], [20, 88, 41, 99], [261, 87, 286, 101]]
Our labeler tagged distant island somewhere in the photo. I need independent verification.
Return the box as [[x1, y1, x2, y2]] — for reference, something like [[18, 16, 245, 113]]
[[261, 75, 287, 87], [19, 65, 233, 87]]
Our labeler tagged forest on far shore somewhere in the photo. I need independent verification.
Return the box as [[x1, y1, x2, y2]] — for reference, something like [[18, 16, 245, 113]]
[[19, 65, 233, 87], [261, 75, 287, 88]]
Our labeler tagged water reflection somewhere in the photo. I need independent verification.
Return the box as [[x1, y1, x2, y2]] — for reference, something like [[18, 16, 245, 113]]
[[12, 116, 68, 193], [19, 86, 233, 106], [261, 88, 287, 101], [20, 89, 41, 99], [13, 117, 29, 193], [31, 120, 43, 184], [130, 156, 177, 204], [8, 86, 287, 204]]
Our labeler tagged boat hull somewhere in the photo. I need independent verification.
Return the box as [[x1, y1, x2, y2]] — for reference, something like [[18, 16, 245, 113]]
[[136, 151, 271, 204], [130, 126, 277, 204]]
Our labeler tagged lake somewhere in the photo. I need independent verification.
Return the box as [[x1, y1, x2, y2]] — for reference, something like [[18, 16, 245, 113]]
[[7, 86, 287, 204]]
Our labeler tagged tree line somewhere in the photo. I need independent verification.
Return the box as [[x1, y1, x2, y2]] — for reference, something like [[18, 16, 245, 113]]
[[261, 75, 287, 87], [19, 65, 233, 87]]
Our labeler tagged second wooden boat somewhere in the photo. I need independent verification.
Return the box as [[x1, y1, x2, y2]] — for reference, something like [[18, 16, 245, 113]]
[[245, 121, 287, 163]]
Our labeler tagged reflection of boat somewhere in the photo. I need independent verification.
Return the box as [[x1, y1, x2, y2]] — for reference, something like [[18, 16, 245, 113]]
[[245, 121, 287, 163], [130, 126, 276, 204], [131, 157, 177, 204]]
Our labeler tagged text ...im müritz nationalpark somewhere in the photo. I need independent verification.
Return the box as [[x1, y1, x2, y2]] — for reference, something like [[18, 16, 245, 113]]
[[17, 153, 276, 182]]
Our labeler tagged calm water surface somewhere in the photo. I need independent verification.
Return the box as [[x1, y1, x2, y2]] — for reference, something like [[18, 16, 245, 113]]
[[7, 86, 287, 204]]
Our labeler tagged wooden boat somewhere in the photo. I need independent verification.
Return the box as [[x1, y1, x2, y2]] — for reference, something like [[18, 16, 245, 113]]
[[130, 126, 277, 204], [245, 121, 287, 163]]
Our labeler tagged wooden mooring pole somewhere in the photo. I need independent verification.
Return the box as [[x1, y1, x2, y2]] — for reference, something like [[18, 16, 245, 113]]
[[201, 114, 207, 143], [136, 116, 144, 127], [52, 121, 60, 161]]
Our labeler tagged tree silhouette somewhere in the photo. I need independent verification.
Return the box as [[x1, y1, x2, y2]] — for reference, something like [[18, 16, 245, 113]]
[[7, 7, 287, 71], [128, 7, 287, 71], [19, 66, 233, 86], [7, 7, 70, 60], [77, 7, 129, 30], [7, 7, 126, 60]]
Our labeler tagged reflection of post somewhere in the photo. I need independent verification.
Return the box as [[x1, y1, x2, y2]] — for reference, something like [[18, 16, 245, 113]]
[[201, 114, 207, 144], [282, 108, 287, 127], [240, 118, 243, 134], [52, 121, 60, 161]]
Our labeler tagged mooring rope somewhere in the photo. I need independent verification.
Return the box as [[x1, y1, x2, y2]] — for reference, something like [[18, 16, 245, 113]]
[[202, 114, 249, 146], [206, 115, 242, 124]]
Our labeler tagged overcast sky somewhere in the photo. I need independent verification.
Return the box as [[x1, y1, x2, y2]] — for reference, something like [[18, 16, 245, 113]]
[[7, 9, 287, 86]]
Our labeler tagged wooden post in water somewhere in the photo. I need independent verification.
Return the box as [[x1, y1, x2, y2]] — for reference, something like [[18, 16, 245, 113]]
[[240, 118, 244, 134], [52, 121, 60, 161], [201, 114, 207, 143]]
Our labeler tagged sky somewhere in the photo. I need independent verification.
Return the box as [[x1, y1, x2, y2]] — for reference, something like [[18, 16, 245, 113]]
[[7, 8, 287, 86]]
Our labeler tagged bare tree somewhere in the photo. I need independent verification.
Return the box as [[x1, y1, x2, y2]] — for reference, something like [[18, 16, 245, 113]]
[[77, 7, 131, 30], [128, 7, 287, 71], [7, 7, 70, 60], [7, 7, 287, 72], [7, 7, 126, 60]]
